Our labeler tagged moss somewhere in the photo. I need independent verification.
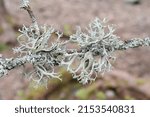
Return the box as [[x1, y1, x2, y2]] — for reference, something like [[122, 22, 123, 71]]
[[5, 15, 15, 27], [17, 90, 25, 99], [136, 79, 146, 86], [63, 24, 72, 36], [75, 88, 90, 99], [0, 43, 9, 52], [96, 91, 106, 100], [75, 83, 97, 99], [25, 84, 46, 100], [124, 95, 135, 100], [104, 80, 113, 87], [0, 26, 4, 34]]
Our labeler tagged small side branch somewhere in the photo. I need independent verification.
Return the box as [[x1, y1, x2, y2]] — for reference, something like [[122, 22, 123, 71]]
[[20, 0, 39, 34], [22, 5, 36, 24]]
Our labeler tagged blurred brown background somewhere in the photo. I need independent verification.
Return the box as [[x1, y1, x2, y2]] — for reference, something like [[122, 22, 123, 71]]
[[0, 0, 150, 99]]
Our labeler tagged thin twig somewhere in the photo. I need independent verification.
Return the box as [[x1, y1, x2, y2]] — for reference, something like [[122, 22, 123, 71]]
[[22, 5, 36, 24], [20, 0, 39, 34]]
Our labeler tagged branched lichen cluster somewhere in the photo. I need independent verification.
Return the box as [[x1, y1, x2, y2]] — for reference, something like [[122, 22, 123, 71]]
[[13, 24, 69, 84], [62, 18, 122, 84], [0, 0, 150, 86]]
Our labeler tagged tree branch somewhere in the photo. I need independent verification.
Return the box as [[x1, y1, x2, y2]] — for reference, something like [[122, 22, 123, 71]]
[[0, 37, 149, 78]]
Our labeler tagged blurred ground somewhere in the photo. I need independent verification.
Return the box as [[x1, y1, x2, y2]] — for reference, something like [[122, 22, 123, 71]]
[[0, 0, 150, 99]]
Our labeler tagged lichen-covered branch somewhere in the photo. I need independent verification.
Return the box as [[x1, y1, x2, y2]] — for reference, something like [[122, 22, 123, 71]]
[[0, 0, 150, 86], [117, 38, 150, 50]]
